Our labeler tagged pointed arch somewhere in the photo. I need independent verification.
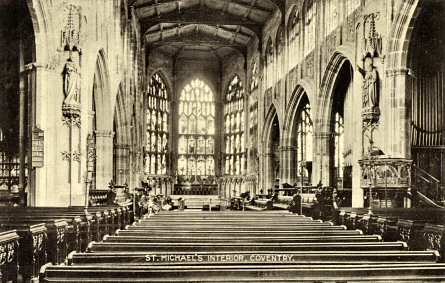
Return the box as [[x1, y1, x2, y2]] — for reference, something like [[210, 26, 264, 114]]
[[94, 49, 112, 132], [90, 49, 113, 191], [386, 0, 421, 71], [114, 83, 130, 145], [284, 80, 315, 144], [262, 103, 280, 148], [318, 49, 355, 134], [147, 69, 173, 100], [113, 83, 130, 186], [282, 85, 314, 186], [26, 0, 52, 64], [261, 103, 281, 191], [317, 50, 355, 196]]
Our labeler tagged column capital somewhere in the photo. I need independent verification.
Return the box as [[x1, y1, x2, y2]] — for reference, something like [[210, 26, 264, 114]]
[[314, 132, 332, 139], [114, 144, 130, 149], [385, 68, 409, 77], [279, 146, 297, 152], [95, 130, 114, 138]]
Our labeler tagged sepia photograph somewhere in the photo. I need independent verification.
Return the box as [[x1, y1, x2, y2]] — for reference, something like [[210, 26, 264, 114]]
[[0, 0, 444, 281]]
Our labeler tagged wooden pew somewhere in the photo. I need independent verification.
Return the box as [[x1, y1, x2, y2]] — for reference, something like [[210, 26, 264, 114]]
[[140, 216, 316, 223], [1, 219, 68, 265], [40, 263, 445, 282], [126, 225, 349, 232], [102, 234, 383, 243], [245, 195, 273, 211], [67, 250, 440, 266], [0, 230, 19, 283], [0, 206, 131, 282], [86, 241, 408, 253], [336, 207, 445, 257], [129, 224, 344, 232], [41, 209, 445, 282], [0, 214, 91, 253], [116, 229, 362, 237], [0, 223, 47, 282]]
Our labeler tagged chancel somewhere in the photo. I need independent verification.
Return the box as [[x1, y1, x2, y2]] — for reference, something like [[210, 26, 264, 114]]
[[0, 0, 444, 282]]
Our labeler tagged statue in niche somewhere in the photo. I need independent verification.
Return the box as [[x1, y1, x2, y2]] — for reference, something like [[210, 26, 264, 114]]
[[358, 55, 379, 113], [63, 57, 80, 107]]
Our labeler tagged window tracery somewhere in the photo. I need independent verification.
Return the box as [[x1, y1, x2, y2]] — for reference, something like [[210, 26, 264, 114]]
[[145, 73, 169, 175], [177, 79, 215, 177], [296, 102, 313, 185], [304, 0, 316, 56], [224, 76, 245, 176]]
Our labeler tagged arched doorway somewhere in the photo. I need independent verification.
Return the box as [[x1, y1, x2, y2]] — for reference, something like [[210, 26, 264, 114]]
[[408, 1, 445, 205], [0, 1, 35, 205]]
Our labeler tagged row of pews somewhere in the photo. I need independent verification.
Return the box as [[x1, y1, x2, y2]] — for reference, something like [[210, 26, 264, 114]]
[[0, 205, 133, 282], [40, 210, 445, 282], [245, 191, 317, 212], [337, 207, 445, 259]]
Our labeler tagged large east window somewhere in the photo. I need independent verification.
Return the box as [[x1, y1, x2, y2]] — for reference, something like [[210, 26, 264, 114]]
[[224, 75, 245, 176], [145, 73, 169, 175], [177, 79, 215, 178]]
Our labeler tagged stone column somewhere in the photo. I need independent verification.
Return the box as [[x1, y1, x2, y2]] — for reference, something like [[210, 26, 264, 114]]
[[114, 144, 130, 185], [263, 152, 274, 191], [279, 145, 298, 185], [95, 130, 114, 190], [384, 68, 411, 158], [314, 132, 331, 186]]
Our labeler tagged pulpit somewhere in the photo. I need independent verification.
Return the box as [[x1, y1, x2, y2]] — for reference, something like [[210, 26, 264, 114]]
[[359, 157, 412, 208]]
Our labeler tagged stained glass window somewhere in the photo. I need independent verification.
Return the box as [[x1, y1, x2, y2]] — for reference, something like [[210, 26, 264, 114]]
[[265, 38, 274, 87], [177, 79, 215, 177], [145, 73, 169, 175], [296, 102, 313, 185], [224, 75, 245, 176], [325, 0, 339, 36], [304, 0, 316, 56], [334, 112, 344, 182], [288, 6, 302, 67], [250, 61, 258, 92]]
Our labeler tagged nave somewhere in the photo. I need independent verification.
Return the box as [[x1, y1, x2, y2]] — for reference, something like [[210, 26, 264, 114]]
[[38, 210, 445, 282], [1, 0, 445, 281]]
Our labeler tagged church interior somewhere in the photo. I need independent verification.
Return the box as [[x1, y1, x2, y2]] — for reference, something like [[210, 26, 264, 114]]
[[0, 0, 445, 281]]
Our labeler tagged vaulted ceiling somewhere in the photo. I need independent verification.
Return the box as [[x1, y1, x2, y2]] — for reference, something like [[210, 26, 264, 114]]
[[133, 0, 284, 58]]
